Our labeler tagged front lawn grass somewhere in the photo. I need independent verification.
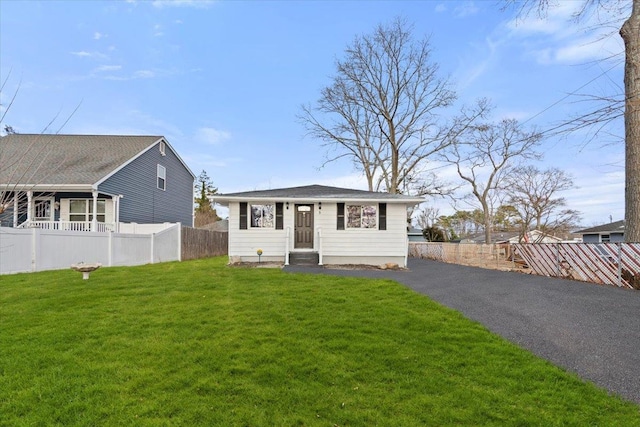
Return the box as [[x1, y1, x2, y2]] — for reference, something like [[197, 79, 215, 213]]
[[1, 257, 638, 426]]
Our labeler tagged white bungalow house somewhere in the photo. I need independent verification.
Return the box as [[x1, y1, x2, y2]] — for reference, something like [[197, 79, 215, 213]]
[[214, 185, 424, 267]]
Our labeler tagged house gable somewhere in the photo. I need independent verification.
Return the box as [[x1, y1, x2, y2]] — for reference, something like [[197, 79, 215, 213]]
[[98, 139, 195, 226]]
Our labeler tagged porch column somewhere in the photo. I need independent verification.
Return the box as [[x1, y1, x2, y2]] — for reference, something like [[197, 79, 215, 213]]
[[13, 192, 19, 227], [112, 195, 120, 232], [26, 191, 33, 225], [91, 190, 98, 232]]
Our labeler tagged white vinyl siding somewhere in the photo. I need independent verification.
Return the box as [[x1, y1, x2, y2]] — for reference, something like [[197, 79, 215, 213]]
[[227, 201, 409, 264], [318, 203, 407, 257], [228, 202, 288, 261]]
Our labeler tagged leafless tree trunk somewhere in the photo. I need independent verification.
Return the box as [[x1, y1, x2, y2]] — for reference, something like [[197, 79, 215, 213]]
[[621, 0, 640, 241]]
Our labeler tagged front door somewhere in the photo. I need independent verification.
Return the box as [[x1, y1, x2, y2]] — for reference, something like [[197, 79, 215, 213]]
[[294, 204, 314, 249]]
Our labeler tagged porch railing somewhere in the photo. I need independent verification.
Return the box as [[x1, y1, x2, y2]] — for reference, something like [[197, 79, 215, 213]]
[[17, 220, 116, 232]]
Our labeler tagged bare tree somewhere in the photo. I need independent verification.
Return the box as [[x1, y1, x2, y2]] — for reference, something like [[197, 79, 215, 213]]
[[503, 166, 582, 241], [300, 17, 487, 196], [442, 113, 542, 244], [414, 206, 440, 229], [504, 0, 639, 241], [0, 72, 80, 226]]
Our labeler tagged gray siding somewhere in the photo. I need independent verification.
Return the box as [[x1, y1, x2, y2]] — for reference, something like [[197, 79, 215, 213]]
[[582, 233, 625, 243], [98, 142, 194, 226]]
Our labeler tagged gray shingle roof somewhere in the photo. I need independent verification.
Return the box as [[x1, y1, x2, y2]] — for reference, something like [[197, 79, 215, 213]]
[[0, 134, 163, 186], [576, 220, 625, 234], [216, 184, 424, 203]]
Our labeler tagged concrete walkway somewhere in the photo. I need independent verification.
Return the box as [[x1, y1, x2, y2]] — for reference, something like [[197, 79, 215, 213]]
[[285, 257, 640, 404]]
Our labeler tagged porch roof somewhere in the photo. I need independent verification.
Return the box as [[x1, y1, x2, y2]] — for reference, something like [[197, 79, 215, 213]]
[[0, 134, 163, 187]]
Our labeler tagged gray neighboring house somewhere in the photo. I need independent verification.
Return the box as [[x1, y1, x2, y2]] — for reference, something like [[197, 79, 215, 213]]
[[576, 220, 625, 243], [0, 134, 195, 231]]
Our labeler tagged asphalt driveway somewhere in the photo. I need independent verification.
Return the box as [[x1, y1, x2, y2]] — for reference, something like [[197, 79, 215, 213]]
[[285, 257, 640, 404]]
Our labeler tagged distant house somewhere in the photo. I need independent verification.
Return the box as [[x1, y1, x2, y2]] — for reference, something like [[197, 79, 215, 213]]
[[576, 220, 625, 243], [214, 185, 423, 267], [0, 134, 195, 231], [407, 227, 425, 242]]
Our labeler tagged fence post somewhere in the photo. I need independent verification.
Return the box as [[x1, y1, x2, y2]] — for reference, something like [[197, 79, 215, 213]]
[[178, 224, 182, 262], [108, 231, 113, 267], [31, 227, 38, 272], [150, 233, 155, 264], [617, 242, 622, 287], [555, 243, 561, 278]]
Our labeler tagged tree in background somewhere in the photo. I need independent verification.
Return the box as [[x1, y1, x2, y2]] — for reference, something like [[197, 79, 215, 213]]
[[194, 170, 220, 227], [504, 0, 639, 241], [441, 113, 542, 244], [0, 71, 80, 225], [300, 17, 487, 197], [503, 166, 581, 241]]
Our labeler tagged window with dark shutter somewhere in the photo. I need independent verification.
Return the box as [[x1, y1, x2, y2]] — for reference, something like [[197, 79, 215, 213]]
[[239, 202, 247, 229], [337, 203, 345, 230], [276, 202, 283, 230], [379, 203, 387, 230]]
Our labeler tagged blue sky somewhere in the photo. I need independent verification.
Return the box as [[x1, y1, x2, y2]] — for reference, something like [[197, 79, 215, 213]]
[[0, 0, 628, 226]]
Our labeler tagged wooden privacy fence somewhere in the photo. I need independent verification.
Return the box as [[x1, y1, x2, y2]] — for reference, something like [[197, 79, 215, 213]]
[[512, 243, 640, 290], [181, 227, 228, 261], [408, 242, 510, 270], [409, 242, 640, 289]]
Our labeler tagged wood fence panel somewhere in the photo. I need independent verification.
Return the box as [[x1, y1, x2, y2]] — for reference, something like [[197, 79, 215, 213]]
[[181, 227, 228, 261]]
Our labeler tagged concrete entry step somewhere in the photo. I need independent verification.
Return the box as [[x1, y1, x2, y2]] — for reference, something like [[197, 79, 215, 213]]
[[289, 252, 319, 265]]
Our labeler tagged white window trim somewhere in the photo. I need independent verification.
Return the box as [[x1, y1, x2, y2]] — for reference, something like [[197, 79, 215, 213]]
[[157, 164, 166, 190], [250, 203, 275, 229], [68, 199, 107, 223]]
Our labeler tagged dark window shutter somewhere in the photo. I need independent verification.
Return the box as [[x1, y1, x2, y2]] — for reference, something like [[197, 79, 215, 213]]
[[239, 202, 247, 230], [276, 202, 283, 230], [379, 203, 387, 230], [337, 203, 345, 230]]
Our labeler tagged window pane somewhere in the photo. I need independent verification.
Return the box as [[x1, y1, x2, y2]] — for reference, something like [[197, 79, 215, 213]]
[[347, 205, 362, 228], [362, 205, 377, 228], [97, 200, 106, 214], [251, 204, 274, 228], [70, 200, 86, 214], [70, 214, 86, 222]]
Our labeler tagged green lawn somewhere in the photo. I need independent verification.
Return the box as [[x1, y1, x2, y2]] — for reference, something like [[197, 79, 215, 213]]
[[1, 257, 638, 426]]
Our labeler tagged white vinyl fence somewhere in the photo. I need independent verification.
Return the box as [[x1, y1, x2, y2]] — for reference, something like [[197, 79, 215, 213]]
[[0, 224, 181, 275]]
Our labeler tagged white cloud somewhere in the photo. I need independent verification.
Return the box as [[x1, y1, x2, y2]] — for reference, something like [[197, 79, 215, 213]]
[[133, 70, 155, 79], [70, 50, 109, 60], [434, 4, 446, 13], [151, 0, 215, 8], [195, 127, 231, 145], [154, 24, 163, 37], [93, 65, 122, 73], [70, 51, 92, 57], [454, 1, 479, 18], [93, 32, 106, 40], [505, 2, 626, 66]]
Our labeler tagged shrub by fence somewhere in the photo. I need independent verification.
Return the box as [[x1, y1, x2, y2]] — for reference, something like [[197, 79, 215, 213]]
[[181, 227, 228, 261], [409, 242, 640, 289]]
